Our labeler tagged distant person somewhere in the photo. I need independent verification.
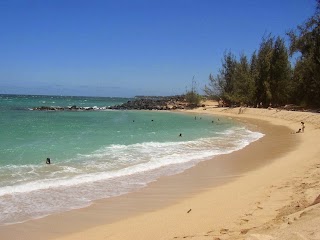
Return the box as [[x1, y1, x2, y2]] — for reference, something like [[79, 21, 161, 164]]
[[179, 133, 182, 137], [296, 128, 301, 133], [46, 157, 51, 164], [301, 122, 305, 133]]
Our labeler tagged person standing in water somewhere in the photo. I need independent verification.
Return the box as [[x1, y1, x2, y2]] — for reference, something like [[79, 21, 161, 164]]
[[46, 157, 51, 164]]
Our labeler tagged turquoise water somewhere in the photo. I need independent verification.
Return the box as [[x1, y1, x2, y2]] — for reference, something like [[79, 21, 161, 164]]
[[0, 94, 264, 225]]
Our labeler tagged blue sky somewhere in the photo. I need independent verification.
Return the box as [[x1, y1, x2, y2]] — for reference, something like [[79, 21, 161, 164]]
[[0, 0, 316, 97]]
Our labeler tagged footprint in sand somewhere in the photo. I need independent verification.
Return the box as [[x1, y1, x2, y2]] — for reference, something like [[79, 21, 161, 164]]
[[220, 228, 229, 234], [241, 228, 252, 234], [239, 218, 250, 225], [255, 201, 264, 209], [309, 231, 320, 240]]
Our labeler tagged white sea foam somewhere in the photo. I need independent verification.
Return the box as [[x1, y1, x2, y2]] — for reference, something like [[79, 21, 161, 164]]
[[0, 127, 263, 197], [0, 126, 264, 225]]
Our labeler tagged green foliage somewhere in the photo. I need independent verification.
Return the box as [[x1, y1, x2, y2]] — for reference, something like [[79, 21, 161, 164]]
[[287, 1, 320, 107], [205, 35, 292, 108], [207, 51, 238, 105], [204, 1, 319, 108], [203, 74, 220, 99], [185, 77, 202, 107], [255, 35, 274, 106], [232, 54, 256, 105], [220, 51, 237, 97], [185, 91, 202, 106], [269, 37, 292, 105]]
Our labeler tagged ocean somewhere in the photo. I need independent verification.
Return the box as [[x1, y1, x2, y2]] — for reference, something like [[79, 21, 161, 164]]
[[0, 94, 264, 225]]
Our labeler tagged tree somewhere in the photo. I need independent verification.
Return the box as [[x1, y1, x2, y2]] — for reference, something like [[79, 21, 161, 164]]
[[203, 73, 221, 99], [288, 0, 320, 107], [205, 52, 256, 106], [220, 51, 237, 104], [269, 36, 292, 105], [250, 51, 259, 104], [204, 51, 237, 105], [232, 54, 256, 105], [255, 35, 274, 107], [205, 36, 291, 108]]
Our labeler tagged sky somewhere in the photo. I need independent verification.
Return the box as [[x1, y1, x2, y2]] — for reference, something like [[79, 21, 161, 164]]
[[0, 0, 316, 97]]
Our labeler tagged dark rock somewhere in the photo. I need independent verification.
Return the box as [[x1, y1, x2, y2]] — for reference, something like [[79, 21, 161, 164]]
[[31, 95, 192, 112]]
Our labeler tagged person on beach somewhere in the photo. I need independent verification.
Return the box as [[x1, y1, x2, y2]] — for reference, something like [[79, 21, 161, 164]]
[[296, 128, 302, 133], [301, 122, 305, 133], [46, 157, 51, 164]]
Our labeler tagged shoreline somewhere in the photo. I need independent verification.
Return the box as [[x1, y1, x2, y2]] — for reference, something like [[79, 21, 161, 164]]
[[1, 105, 320, 239]]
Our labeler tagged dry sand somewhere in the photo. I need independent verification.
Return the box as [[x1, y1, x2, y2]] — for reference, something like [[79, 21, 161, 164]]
[[1, 102, 320, 240]]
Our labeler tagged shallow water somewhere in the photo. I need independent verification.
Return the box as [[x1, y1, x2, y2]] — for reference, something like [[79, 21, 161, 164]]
[[0, 94, 264, 225]]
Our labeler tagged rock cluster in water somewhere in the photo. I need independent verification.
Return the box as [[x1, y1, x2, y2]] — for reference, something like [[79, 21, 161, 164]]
[[108, 96, 188, 110], [31, 105, 106, 111], [32, 95, 194, 111]]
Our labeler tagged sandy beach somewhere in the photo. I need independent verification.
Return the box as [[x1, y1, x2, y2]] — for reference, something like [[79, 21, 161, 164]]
[[1, 102, 320, 240]]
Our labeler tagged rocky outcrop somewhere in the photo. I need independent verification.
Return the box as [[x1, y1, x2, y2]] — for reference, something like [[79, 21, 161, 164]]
[[31, 105, 106, 111], [107, 96, 187, 110], [31, 95, 199, 111]]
